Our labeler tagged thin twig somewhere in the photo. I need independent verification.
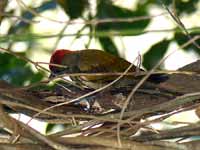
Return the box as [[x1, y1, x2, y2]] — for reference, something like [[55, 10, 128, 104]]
[[0, 12, 39, 23], [2, 27, 200, 42], [159, 0, 200, 49], [15, 0, 168, 25]]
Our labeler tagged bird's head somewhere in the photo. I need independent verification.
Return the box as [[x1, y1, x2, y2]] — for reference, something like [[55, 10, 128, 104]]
[[49, 49, 73, 74]]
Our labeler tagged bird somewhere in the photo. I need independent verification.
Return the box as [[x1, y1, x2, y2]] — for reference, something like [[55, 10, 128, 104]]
[[49, 49, 144, 89], [48, 48, 180, 112]]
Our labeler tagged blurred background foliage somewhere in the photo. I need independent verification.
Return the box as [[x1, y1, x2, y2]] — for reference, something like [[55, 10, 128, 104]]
[[0, 0, 200, 135], [0, 0, 200, 89]]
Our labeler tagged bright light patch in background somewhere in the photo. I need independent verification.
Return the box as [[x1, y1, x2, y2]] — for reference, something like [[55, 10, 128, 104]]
[[166, 110, 200, 123], [11, 114, 47, 134], [165, 42, 199, 70], [150, 110, 199, 131], [12, 42, 28, 52]]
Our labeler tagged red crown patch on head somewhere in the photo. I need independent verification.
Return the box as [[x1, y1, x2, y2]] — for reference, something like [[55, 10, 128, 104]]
[[49, 49, 72, 70]]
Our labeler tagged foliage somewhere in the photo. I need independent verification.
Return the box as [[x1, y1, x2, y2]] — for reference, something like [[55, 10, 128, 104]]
[[0, 52, 43, 86], [0, 0, 200, 133]]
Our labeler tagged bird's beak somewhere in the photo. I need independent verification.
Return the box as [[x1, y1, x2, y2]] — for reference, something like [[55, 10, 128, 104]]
[[49, 73, 55, 79]]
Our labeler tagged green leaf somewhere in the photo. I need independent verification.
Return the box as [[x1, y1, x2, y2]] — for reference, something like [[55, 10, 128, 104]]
[[96, 0, 149, 33], [56, 0, 89, 19], [46, 123, 56, 134], [143, 39, 171, 70], [98, 37, 119, 56], [161, 0, 199, 15], [0, 53, 44, 86], [46, 123, 66, 134], [174, 32, 200, 55]]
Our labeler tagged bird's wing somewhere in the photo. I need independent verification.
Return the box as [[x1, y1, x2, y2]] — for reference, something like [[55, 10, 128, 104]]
[[78, 49, 135, 73], [76, 50, 139, 82]]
